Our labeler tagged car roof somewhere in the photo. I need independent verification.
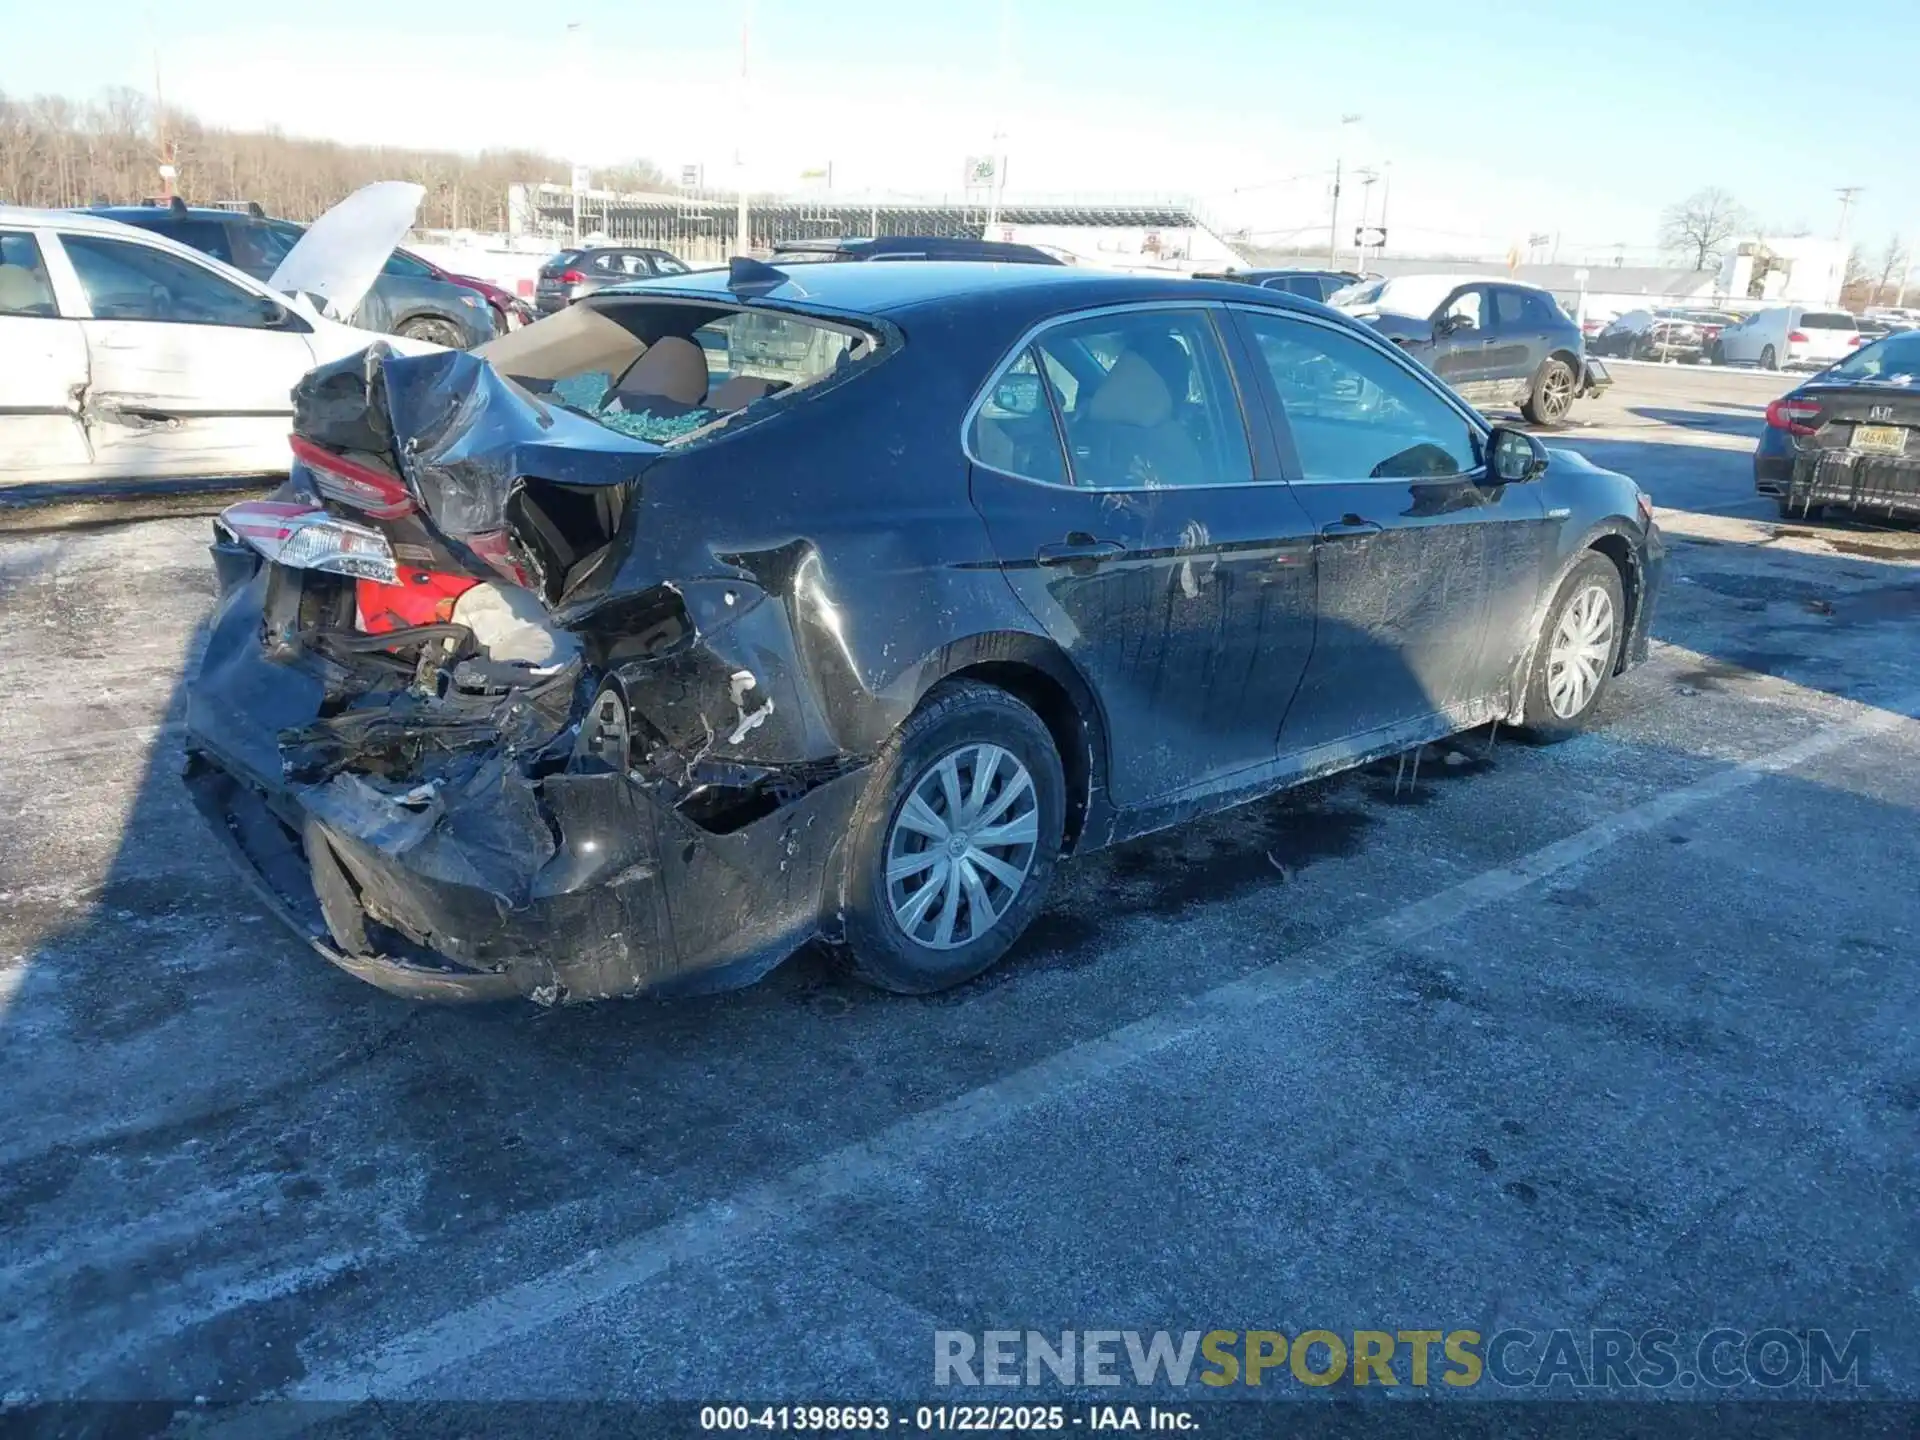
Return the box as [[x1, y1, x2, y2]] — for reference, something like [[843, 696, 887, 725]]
[[0, 203, 225, 238], [0, 205, 282, 291], [599, 260, 1322, 318], [86, 203, 259, 221]]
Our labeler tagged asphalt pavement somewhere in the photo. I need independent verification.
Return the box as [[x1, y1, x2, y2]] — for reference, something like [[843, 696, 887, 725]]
[[2, 362, 1917, 1429]]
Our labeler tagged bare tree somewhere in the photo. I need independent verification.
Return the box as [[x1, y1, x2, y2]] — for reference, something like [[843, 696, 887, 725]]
[[1875, 234, 1908, 305], [0, 86, 659, 228], [1659, 187, 1749, 270]]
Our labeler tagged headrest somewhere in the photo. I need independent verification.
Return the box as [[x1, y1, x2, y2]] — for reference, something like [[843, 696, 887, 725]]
[[0, 264, 52, 313], [617, 336, 708, 407], [708, 376, 775, 412], [1085, 350, 1174, 427]]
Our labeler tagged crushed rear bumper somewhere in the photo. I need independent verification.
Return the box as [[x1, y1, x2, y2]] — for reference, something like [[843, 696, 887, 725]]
[[183, 565, 867, 1003]]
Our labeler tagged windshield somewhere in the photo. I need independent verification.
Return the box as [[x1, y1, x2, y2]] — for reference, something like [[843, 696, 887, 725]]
[[1332, 275, 1463, 318], [1818, 331, 1920, 384]]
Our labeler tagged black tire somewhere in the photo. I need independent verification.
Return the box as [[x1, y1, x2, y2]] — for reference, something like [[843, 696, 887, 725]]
[[397, 315, 469, 349], [1760, 344, 1778, 371], [1707, 339, 1725, 365], [840, 680, 1066, 995], [1515, 553, 1627, 742], [1776, 494, 1826, 522], [1521, 357, 1577, 427]]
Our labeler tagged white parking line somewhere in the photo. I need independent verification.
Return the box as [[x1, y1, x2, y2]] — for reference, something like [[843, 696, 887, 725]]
[[191, 686, 1920, 1427]]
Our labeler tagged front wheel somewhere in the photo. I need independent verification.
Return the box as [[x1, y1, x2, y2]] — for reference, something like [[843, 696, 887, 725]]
[[1516, 553, 1626, 741], [1521, 358, 1577, 427], [840, 680, 1066, 994], [397, 315, 469, 348]]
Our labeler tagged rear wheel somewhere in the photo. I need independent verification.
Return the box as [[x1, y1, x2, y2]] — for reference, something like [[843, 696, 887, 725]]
[[1760, 343, 1778, 371], [1516, 553, 1626, 741], [1521, 357, 1577, 427], [397, 315, 468, 348], [840, 680, 1065, 994]]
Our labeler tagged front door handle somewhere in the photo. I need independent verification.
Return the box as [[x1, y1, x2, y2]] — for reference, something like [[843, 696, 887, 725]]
[[1037, 533, 1126, 567], [1319, 515, 1382, 541]]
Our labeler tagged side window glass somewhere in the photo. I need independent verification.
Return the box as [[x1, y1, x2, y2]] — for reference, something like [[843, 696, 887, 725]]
[[1243, 312, 1480, 481], [230, 221, 300, 278], [170, 220, 235, 264], [61, 235, 277, 328], [654, 256, 689, 275], [0, 233, 59, 317], [969, 348, 1068, 486], [1032, 310, 1253, 489], [1438, 288, 1482, 332]]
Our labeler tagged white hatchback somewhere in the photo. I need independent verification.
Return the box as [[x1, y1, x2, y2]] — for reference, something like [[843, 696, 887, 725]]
[[1713, 305, 1860, 370], [0, 182, 436, 491]]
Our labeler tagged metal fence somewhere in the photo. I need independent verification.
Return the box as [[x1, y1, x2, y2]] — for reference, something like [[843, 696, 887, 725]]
[[511, 182, 1215, 263]]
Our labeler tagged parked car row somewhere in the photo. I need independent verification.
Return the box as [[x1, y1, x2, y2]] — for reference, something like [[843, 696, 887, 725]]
[[1588, 308, 1740, 364], [0, 186, 441, 493], [88, 196, 532, 346]]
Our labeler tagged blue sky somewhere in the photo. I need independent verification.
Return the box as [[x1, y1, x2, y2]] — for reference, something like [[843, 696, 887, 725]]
[[6, 0, 1915, 263]]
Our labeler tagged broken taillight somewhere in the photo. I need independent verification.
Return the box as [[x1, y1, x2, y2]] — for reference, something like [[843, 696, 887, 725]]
[[467, 529, 534, 588], [219, 501, 399, 584], [290, 435, 416, 519], [1764, 398, 1822, 436]]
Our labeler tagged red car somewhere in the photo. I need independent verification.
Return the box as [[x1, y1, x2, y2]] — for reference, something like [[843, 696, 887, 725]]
[[392, 247, 535, 332]]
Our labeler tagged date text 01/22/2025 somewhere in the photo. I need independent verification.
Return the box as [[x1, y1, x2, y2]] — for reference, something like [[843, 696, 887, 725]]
[[699, 1404, 1198, 1431]]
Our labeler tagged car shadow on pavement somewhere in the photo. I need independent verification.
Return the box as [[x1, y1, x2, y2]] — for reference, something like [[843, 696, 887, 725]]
[[1628, 406, 1765, 438], [1, 489, 1917, 1405]]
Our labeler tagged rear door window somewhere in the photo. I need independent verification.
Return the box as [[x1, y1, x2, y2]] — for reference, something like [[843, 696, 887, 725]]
[[1029, 309, 1253, 489], [0, 232, 59, 317]]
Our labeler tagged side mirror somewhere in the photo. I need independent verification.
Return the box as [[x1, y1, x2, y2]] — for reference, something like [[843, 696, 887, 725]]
[[1488, 426, 1548, 483], [1435, 313, 1473, 338]]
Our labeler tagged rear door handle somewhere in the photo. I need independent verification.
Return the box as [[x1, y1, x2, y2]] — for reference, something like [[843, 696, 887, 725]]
[[1319, 515, 1383, 541], [1037, 534, 1126, 566]]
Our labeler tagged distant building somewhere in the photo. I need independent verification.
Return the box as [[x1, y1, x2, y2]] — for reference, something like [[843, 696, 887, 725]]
[[1718, 237, 1847, 307]]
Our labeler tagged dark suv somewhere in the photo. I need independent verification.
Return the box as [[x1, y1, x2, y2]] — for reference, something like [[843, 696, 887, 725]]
[[534, 246, 691, 313], [1333, 274, 1607, 426], [86, 201, 497, 348], [1194, 268, 1363, 301]]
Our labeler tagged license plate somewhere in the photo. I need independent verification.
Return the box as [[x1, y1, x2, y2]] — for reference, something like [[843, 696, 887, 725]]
[[1853, 424, 1908, 455]]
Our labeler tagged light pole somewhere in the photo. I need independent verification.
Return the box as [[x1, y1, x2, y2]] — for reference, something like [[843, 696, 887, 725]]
[[1352, 168, 1378, 272], [735, 1, 754, 256], [986, 0, 1011, 231], [1327, 113, 1361, 265], [565, 21, 584, 246]]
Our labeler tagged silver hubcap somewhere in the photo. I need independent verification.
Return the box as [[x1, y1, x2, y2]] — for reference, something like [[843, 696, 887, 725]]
[[1543, 365, 1572, 416], [1546, 584, 1616, 719], [885, 743, 1038, 950]]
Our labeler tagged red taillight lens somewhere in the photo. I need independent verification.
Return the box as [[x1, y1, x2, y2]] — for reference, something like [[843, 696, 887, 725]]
[[290, 436, 415, 519], [467, 528, 533, 588], [1764, 398, 1821, 435], [1788, 330, 1810, 344], [1849, 334, 1865, 347], [558, 269, 586, 284]]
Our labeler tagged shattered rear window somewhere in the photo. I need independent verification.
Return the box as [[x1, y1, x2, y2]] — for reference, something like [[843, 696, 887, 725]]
[[475, 298, 880, 445]]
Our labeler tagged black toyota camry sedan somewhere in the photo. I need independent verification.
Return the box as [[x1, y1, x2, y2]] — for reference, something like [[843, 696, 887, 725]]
[[184, 259, 1665, 1003]]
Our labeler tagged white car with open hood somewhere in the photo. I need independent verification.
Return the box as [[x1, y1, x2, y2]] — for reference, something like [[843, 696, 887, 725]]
[[0, 181, 437, 493]]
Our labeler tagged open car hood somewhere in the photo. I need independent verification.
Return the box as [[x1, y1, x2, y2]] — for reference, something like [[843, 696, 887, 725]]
[[268, 180, 424, 319]]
